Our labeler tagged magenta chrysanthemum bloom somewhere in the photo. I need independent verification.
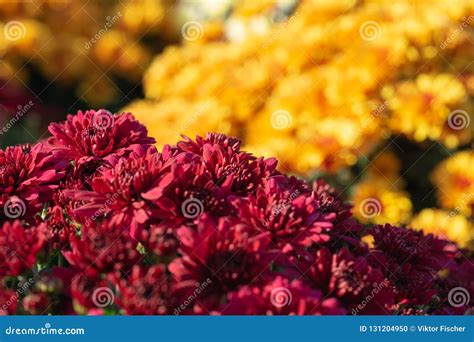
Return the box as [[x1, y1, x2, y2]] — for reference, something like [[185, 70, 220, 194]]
[[63, 221, 140, 277], [0, 220, 47, 277], [66, 146, 173, 237], [169, 214, 271, 312], [434, 257, 473, 314], [368, 224, 455, 306], [0, 143, 65, 222], [112, 265, 171, 315], [139, 223, 179, 258], [222, 276, 346, 315], [41, 206, 73, 251], [156, 157, 232, 226], [70, 273, 110, 313], [177, 133, 278, 195], [0, 286, 18, 315], [231, 176, 333, 253], [306, 248, 395, 314], [176, 133, 242, 154], [47, 109, 155, 167]]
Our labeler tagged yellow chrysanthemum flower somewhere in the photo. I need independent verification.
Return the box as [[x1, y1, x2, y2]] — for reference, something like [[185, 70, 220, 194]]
[[352, 179, 412, 225], [410, 208, 473, 248], [385, 73, 470, 148], [431, 151, 474, 217]]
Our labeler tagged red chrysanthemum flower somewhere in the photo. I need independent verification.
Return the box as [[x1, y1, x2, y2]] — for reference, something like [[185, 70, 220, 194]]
[[306, 248, 395, 314], [433, 256, 473, 314], [41, 206, 73, 251], [0, 285, 17, 315], [63, 221, 141, 277], [70, 273, 110, 313], [22, 292, 50, 315], [139, 223, 179, 259], [0, 220, 47, 277], [231, 176, 333, 253], [221, 276, 346, 315], [47, 109, 155, 168], [112, 265, 171, 315], [65, 146, 173, 237], [176, 134, 278, 195], [169, 214, 271, 312], [156, 156, 231, 226], [367, 224, 455, 306], [176, 133, 242, 155], [0, 143, 65, 222]]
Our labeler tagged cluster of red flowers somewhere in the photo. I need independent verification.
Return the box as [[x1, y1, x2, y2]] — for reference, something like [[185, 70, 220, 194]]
[[0, 110, 472, 315]]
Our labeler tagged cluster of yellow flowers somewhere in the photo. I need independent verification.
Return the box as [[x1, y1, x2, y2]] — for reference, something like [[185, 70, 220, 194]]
[[0, 0, 170, 105], [352, 149, 473, 248], [127, 0, 473, 247]]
